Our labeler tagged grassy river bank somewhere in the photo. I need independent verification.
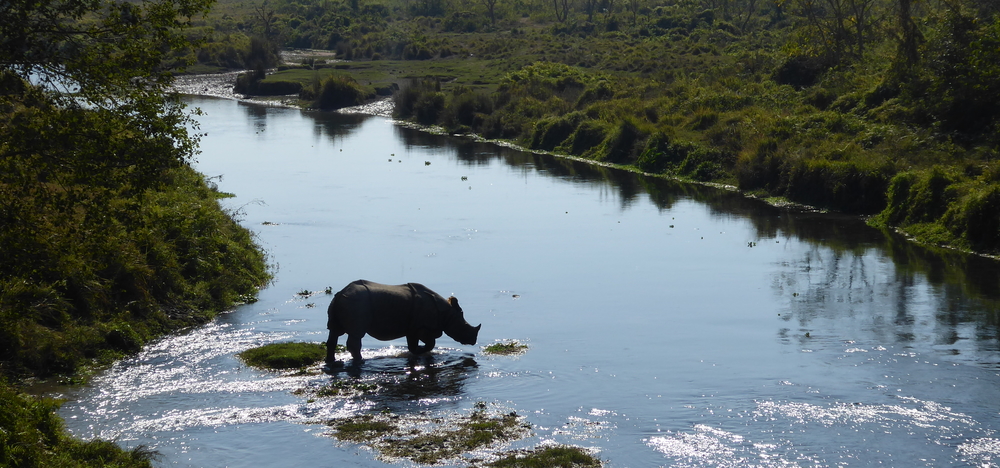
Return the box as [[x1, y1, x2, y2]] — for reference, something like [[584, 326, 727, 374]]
[[200, 0, 1000, 258]]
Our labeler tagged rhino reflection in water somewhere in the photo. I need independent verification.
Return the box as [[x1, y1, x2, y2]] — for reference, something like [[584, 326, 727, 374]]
[[325, 280, 481, 369]]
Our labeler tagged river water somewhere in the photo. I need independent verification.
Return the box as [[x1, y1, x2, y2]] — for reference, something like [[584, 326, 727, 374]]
[[58, 97, 1000, 467]]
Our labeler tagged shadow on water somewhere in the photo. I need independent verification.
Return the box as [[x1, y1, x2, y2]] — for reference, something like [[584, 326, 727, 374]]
[[326, 352, 479, 413]]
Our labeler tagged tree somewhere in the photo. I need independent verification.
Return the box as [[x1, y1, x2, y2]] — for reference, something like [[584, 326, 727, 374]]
[[626, 0, 642, 26], [0, 0, 272, 382], [553, 0, 570, 22], [0, 0, 213, 192], [794, 0, 883, 63], [482, 0, 501, 25], [895, 0, 922, 67]]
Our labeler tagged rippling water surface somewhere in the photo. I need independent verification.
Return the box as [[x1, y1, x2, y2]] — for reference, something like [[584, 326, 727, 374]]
[[58, 97, 1000, 467]]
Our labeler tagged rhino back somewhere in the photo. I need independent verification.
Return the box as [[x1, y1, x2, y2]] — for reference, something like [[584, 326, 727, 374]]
[[333, 280, 420, 340]]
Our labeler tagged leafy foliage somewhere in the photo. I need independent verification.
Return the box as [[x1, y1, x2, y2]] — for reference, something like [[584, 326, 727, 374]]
[[0, 379, 156, 467], [0, 0, 271, 379]]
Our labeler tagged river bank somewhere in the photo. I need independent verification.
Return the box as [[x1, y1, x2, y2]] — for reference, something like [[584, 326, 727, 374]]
[[192, 65, 1000, 266]]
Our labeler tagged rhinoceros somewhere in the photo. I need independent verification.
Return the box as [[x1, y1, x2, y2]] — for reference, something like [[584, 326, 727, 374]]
[[325, 280, 481, 368]]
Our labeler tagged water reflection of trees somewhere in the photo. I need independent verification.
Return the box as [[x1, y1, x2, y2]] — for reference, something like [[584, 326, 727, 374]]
[[328, 113, 1000, 359], [308, 110, 368, 144], [238, 102, 369, 144]]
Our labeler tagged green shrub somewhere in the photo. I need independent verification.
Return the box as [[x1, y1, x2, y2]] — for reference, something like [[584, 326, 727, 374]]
[[488, 446, 600, 467], [947, 184, 1000, 250], [0, 380, 155, 467], [0, 165, 270, 379], [530, 113, 584, 151], [784, 159, 892, 214], [734, 138, 783, 190], [881, 168, 956, 225], [311, 74, 370, 110], [590, 118, 645, 163], [561, 119, 608, 155]]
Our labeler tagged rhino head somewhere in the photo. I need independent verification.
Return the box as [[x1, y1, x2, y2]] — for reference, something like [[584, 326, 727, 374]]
[[442, 296, 481, 345]]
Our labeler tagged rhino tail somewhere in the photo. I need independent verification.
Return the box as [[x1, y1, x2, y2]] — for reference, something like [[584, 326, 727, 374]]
[[327, 292, 344, 333]]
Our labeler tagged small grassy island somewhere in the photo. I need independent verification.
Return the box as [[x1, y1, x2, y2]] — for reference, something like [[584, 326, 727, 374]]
[[239, 342, 329, 369]]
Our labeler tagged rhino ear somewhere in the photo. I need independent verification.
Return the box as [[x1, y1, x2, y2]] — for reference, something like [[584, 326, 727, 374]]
[[448, 296, 460, 309]]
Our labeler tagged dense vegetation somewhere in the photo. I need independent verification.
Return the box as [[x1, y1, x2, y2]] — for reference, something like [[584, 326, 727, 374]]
[[193, 0, 1000, 254], [1, 0, 270, 465]]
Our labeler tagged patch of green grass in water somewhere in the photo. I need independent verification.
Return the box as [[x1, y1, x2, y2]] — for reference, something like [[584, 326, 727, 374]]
[[382, 410, 528, 464], [333, 416, 400, 442], [304, 379, 379, 397], [483, 340, 528, 355], [487, 446, 601, 467], [238, 342, 325, 369]]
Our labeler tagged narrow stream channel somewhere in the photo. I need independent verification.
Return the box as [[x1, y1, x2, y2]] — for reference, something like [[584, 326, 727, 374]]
[[58, 96, 1000, 467]]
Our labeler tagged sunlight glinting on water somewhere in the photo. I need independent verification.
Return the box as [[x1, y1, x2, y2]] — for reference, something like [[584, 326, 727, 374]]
[[81, 322, 300, 403], [116, 402, 362, 436], [649, 395, 999, 467], [647, 423, 818, 468]]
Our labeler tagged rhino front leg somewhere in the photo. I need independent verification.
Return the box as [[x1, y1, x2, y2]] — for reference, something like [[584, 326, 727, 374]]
[[346, 334, 364, 365], [407, 335, 435, 355]]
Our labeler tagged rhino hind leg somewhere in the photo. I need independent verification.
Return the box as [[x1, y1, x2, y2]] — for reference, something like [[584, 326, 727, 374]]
[[346, 334, 364, 365]]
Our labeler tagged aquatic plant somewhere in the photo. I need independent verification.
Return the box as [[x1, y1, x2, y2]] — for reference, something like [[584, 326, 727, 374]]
[[331, 415, 399, 442], [295, 379, 380, 398], [238, 342, 327, 369], [487, 446, 601, 467], [483, 341, 529, 355], [329, 407, 530, 464]]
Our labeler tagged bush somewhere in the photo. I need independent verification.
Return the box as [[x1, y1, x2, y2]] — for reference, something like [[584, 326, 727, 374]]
[[0, 379, 155, 467], [784, 159, 892, 214], [311, 74, 370, 110], [0, 166, 270, 379], [590, 118, 645, 163], [529, 112, 584, 151], [561, 119, 608, 155]]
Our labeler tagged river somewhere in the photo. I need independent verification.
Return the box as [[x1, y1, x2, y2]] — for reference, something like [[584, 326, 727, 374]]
[[58, 96, 1000, 467]]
